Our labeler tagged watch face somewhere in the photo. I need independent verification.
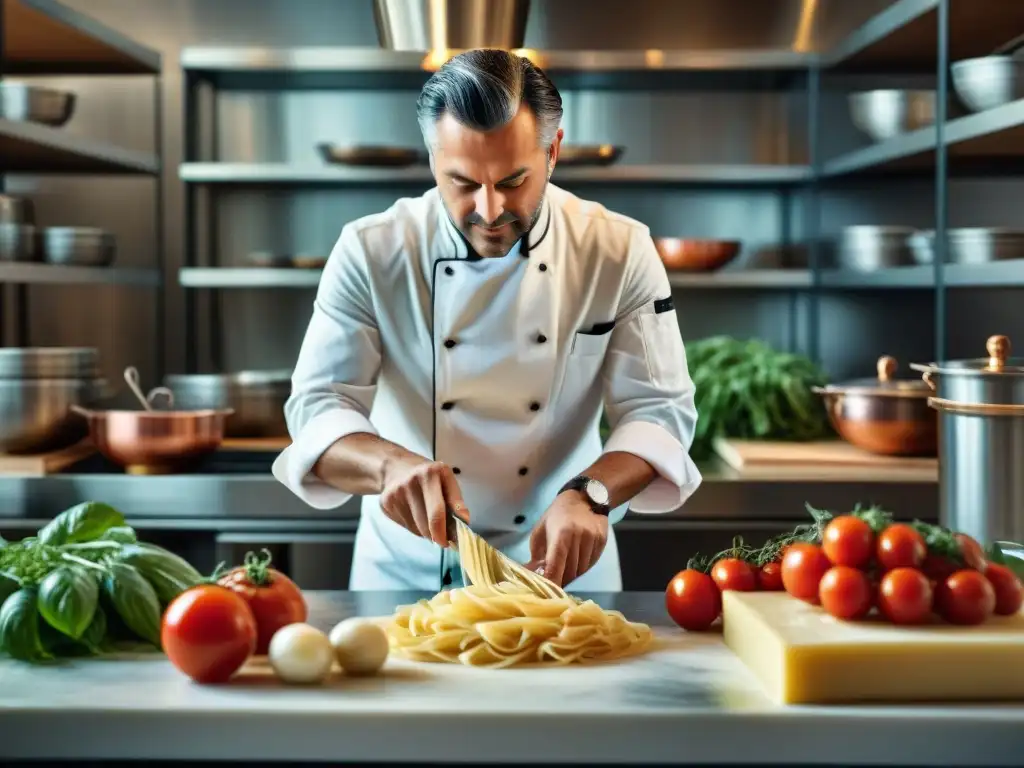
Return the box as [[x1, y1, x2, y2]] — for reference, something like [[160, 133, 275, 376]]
[[585, 479, 610, 506]]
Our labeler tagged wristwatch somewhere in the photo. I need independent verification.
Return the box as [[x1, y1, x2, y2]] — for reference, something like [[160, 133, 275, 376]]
[[559, 475, 611, 517]]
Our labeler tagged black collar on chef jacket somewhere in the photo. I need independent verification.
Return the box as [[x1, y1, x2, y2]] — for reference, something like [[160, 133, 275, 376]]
[[440, 196, 552, 262]]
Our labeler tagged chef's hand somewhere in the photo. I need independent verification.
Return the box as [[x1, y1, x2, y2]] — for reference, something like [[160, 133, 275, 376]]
[[380, 453, 468, 546], [527, 491, 608, 587]]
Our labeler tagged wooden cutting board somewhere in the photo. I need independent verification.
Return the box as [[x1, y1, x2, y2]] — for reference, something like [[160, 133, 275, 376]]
[[723, 591, 1024, 704], [714, 437, 938, 469], [0, 440, 95, 475]]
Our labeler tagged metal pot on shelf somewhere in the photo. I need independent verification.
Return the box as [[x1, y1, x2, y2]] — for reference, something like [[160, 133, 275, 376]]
[[911, 335, 1024, 545], [812, 355, 937, 457]]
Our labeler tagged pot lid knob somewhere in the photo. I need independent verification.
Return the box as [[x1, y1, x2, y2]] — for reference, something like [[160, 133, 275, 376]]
[[986, 335, 1011, 371], [876, 355, 898, 382]]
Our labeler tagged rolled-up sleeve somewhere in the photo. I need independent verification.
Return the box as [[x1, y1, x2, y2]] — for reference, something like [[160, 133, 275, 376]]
[[271, 225, 381, 509], [600, 225, 702, 514]]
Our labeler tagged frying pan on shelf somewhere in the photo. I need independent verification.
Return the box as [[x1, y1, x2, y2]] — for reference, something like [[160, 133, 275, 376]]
[[557, 145, 625, 166], [317, 143, 427, 167]]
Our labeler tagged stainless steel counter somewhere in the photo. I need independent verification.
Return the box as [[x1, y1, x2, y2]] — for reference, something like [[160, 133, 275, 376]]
[[0, 590, 1019, 766]]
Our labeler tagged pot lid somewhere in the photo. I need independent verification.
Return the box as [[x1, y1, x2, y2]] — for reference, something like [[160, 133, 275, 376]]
[[912, 335, 1024, 377], [822, 356, 930, 397]]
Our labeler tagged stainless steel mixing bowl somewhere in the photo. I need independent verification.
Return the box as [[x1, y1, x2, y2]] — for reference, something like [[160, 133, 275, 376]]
[[848, 90, 936, 142], [0, 378, 106, 454], [0, 347, 99, 380]]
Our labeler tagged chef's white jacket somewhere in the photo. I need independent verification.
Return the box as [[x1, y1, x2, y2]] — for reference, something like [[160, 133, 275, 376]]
[[272, 183, 701, 592]]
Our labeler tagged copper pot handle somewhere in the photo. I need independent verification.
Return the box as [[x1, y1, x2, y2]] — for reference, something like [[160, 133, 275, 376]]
[[70, 404, 92, 418]]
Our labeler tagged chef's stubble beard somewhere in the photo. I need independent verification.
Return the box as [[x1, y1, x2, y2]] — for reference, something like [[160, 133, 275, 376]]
[[448, 176, 550, 258]]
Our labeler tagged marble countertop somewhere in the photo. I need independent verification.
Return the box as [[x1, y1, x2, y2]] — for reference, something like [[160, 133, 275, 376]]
[[0, 591, 1021, 766]]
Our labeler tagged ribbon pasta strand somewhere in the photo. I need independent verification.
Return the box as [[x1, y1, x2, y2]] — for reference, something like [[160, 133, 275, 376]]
[[386, 519, 653, 668]]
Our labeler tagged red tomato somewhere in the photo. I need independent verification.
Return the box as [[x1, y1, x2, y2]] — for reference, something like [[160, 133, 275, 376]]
[[984, 563, 1024, 616], [818, 566, 872, 620], [781, 543, 832, 602], [877, 567, 933, 625], [757, 561, 784, 591], [665, 569, 722, 631], [822, 516, 874, 568], [711, 558, 757, 592], [876, 524, 927, 571], [954, 533, 988, 573], [162, 585, 257, 684], [922, 553, 958, 585], [936, 569, 996, 626], [218, 549, 308, 655]]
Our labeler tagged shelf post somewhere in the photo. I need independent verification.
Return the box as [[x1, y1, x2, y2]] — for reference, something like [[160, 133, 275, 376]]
[[933, 0, 949, 362], [805, 61, 822, 367]]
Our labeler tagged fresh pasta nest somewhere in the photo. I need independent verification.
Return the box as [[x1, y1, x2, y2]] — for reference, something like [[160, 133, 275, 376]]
[[387, 581, 653, 668]]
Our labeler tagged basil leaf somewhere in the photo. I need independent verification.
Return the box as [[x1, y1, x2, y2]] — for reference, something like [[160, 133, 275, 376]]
[[0, 572, 21, 604], [117, 543, 203, 603], [78, 605, 108, 654], [37, 566, 98, 640], [102, 562, 162, 647], [38, 502, 126, 546], [0, 588, 51, 662], [99, 526, 137, 544], [995, 541, 1024, 581]]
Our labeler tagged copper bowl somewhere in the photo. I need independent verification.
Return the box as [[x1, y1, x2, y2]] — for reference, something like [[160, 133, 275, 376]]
[[71, 406, 232, 475], [811, 356, 937, 457], [653, 239, 742, 271]]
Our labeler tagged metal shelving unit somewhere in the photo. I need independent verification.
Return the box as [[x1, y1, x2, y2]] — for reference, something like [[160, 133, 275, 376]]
[[176, 0, 1024, 371], [0, 0, 164, 361]]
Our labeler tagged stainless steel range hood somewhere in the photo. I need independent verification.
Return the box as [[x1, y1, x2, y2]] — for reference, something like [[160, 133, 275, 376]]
[[373, 0, 531, 52]]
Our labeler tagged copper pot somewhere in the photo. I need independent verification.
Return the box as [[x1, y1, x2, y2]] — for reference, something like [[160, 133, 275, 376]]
[[71, 406, 232, 475], [653, 238, 741, 271], [812, 356, 937, 457]]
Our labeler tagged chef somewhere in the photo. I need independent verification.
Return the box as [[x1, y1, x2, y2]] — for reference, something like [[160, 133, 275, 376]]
[[272, 48, 701, 592]]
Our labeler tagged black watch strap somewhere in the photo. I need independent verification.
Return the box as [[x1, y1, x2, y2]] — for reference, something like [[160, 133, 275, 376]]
[[559, 475, 611, 517]]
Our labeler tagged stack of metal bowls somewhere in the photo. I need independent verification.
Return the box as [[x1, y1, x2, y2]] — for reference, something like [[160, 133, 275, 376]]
[[838, 226, 916, 272], [0, 348, 106, 454]]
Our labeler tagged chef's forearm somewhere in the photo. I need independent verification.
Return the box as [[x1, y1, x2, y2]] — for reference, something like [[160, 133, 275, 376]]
[[312, 432, 420, 496], [578, 451, 658, 509]]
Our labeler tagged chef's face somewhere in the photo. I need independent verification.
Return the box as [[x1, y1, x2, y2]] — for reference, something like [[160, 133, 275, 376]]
[[431, 106, 563, 258]]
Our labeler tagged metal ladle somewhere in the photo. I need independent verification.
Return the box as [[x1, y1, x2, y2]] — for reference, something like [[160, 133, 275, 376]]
[[123, 366, 175, 411]]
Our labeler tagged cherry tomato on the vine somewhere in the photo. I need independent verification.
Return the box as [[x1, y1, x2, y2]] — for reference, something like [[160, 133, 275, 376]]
[[781, 543, 832, 602], [877, 567, 933, 625], [876, 524, 927, 571], [984, 563, 1024, 616], [936, 569, 996, 626], [757, 561, 784, 591], [665, 569, 722, 631], [822, 515, 875, 568], [954, 533, 988, 573], [711, 558, 757, 593], [218, 549, 308, 655], [818, 566, 872, 621]]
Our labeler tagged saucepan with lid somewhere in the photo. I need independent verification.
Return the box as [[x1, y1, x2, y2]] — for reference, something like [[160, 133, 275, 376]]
[[812, 355, 936, 456], [911, 335, 1024, 545]]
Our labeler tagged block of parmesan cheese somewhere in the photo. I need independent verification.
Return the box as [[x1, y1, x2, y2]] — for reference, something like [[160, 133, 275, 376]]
[[722, 590, 1024, 705]]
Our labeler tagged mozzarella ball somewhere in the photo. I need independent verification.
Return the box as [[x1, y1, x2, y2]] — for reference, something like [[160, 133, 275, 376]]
[[329, 618, 389, 676], [268, 623, 334, 685]]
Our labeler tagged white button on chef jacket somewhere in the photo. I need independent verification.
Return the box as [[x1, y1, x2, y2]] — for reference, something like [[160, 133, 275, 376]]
[[272, 183, 702, 592]]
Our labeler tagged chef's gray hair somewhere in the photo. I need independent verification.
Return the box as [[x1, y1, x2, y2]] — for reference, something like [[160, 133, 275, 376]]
[[416, 49, 563, 151]]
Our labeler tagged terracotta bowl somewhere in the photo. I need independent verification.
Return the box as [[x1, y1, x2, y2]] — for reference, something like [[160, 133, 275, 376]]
[[654, 238, 742, 272]]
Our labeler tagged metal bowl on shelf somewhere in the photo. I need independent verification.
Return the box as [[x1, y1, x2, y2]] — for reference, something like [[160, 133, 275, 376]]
[[0, 195, 34, 225], [317, 144, 425, 167], [0, 377, 106, 454], [0, 347, 99, 380], [42, 227, 116, 267], [904, 228, 1024, 265], [558, 145, 624, 167], [163, 370, 291, 438], [653, 238, 741, 272], [951, 56, 1024, 113], [812, 356, 937, 457], [0, 83, 76, 127], [72, 405, 233, 475], [837, 226, 916, 272], [848, 90, 935, 142], [0, 224, 39, 262]]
